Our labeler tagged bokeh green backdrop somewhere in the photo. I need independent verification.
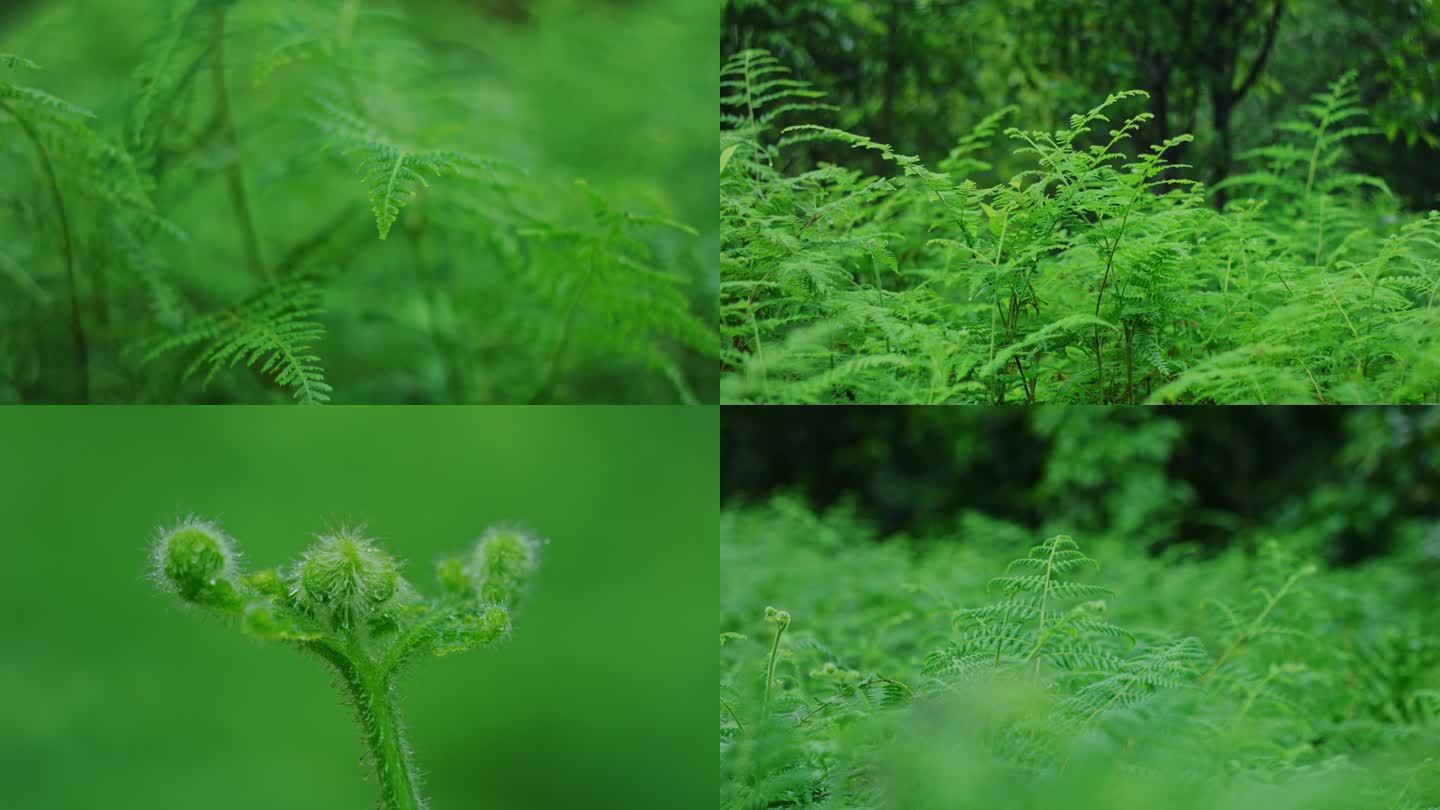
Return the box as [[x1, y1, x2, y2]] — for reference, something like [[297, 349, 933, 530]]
[[0, 406, 717, 809]]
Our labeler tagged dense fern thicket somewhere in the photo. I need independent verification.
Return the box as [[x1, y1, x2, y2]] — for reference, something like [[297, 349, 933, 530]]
[[720, 418, 1440, 808], [721, 51, 1440, 403], [1, 0, 716, 403]]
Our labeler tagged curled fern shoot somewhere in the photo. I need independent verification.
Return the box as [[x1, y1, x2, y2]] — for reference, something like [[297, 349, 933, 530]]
[[763, 605, 791, 710], [151, 517, 544, 810]]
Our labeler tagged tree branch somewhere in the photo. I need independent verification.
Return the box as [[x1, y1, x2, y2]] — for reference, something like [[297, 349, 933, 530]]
[[1232, 0, 1283, 101]]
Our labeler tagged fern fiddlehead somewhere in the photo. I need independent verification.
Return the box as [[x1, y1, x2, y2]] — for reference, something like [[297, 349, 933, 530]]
[[152, 519, 542, 810], [763, 606, 790, 710]]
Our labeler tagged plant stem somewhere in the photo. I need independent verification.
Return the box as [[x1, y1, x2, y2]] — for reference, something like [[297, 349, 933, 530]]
[[1124, 325, 1135, 404], [1198, 566, 1312, 684], [1, 100, 88, 402], [311, 641, 425, 810], [720, 696, 745, 731], [212, 6, 268, 282], [530, 249, 597, 403], [353, 674, 424, 810], [763, 617, 787, 710], [1030, 541, 1059, 678]]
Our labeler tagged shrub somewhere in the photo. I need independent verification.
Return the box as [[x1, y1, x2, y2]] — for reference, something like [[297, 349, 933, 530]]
[[721, 52, 1440, 404]]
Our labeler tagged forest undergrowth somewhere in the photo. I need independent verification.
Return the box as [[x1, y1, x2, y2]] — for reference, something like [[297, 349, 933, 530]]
[[1, 0, 715, 403], [721, 50, 1440, 404], [720, 496, 1440, 809]]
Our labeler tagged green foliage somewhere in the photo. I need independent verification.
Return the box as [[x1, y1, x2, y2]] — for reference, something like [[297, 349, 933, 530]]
[[1, 0, 715, 403], [725, 0, 1440, 206], [143, 271, 332, 403], [720, 497, 1440, 809], [925, 536, 1127, 682], [721, 53, 1440, 403], [153, 517, 543, 810]]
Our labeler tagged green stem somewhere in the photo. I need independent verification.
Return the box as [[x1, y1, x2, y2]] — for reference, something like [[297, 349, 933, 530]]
[[1198, 566, 1312, 685], [720, 696, 745, 732], [763, 617, 788, 710], [530, 249, 597, 403], [310, 640, 425, 810], [212, 6, 268, 282], [406, 217, 466, 402], [1093, 204, 1136, 404], [1030, 542, 1059, 678], [1124, 325, 1135, 405], [0, 99, 88, 401], [354, 674, 424, 810]]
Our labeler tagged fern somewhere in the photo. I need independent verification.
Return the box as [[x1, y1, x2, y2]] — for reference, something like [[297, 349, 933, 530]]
[[722, 496, 1440, 807], [721, 51, 1440, 404], [518, 181, 718, 402], [926, 536, 1135, 685], [145, 273, 332, 404], [311, 99, 497, 241], [2, 0, 713, 402]]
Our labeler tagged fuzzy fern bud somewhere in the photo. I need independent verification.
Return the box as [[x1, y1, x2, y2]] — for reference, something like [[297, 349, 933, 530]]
[[244, 568, 287, 600], [467, 527, 541, 610], [293, 527, 400, 630], [150, 517, 542, 810], [153, 519, 241, 609], [436, 555, 471, 597]]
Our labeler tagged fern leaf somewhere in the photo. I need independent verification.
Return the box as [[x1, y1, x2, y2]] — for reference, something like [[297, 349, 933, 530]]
[[145, 274, 333, 404], [310, 99, 499, 240]]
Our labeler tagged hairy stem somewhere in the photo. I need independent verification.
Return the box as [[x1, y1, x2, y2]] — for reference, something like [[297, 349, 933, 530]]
[[1, 99, 88, 401], [354, 676, 423, 810], [311, 641, 426, 810], [212, 7, 268, 282]]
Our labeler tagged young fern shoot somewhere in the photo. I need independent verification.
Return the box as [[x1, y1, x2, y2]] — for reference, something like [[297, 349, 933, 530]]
[[762, 605, 790, 710], [151, 518, 543, 810], [926, 536, 1126, 683]]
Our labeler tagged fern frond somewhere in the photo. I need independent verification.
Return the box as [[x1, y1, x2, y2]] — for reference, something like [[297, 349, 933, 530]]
[[310, 99, 501, 240], [145, 273, 333, 403]]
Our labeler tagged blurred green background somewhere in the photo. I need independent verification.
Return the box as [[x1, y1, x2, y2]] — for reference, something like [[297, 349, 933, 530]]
[[0, 405, 717, 808]]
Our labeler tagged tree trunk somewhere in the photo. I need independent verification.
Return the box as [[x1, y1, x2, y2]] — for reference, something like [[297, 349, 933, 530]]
[[878, 0, 902, 148], [1212, 89, 1233, 207]]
